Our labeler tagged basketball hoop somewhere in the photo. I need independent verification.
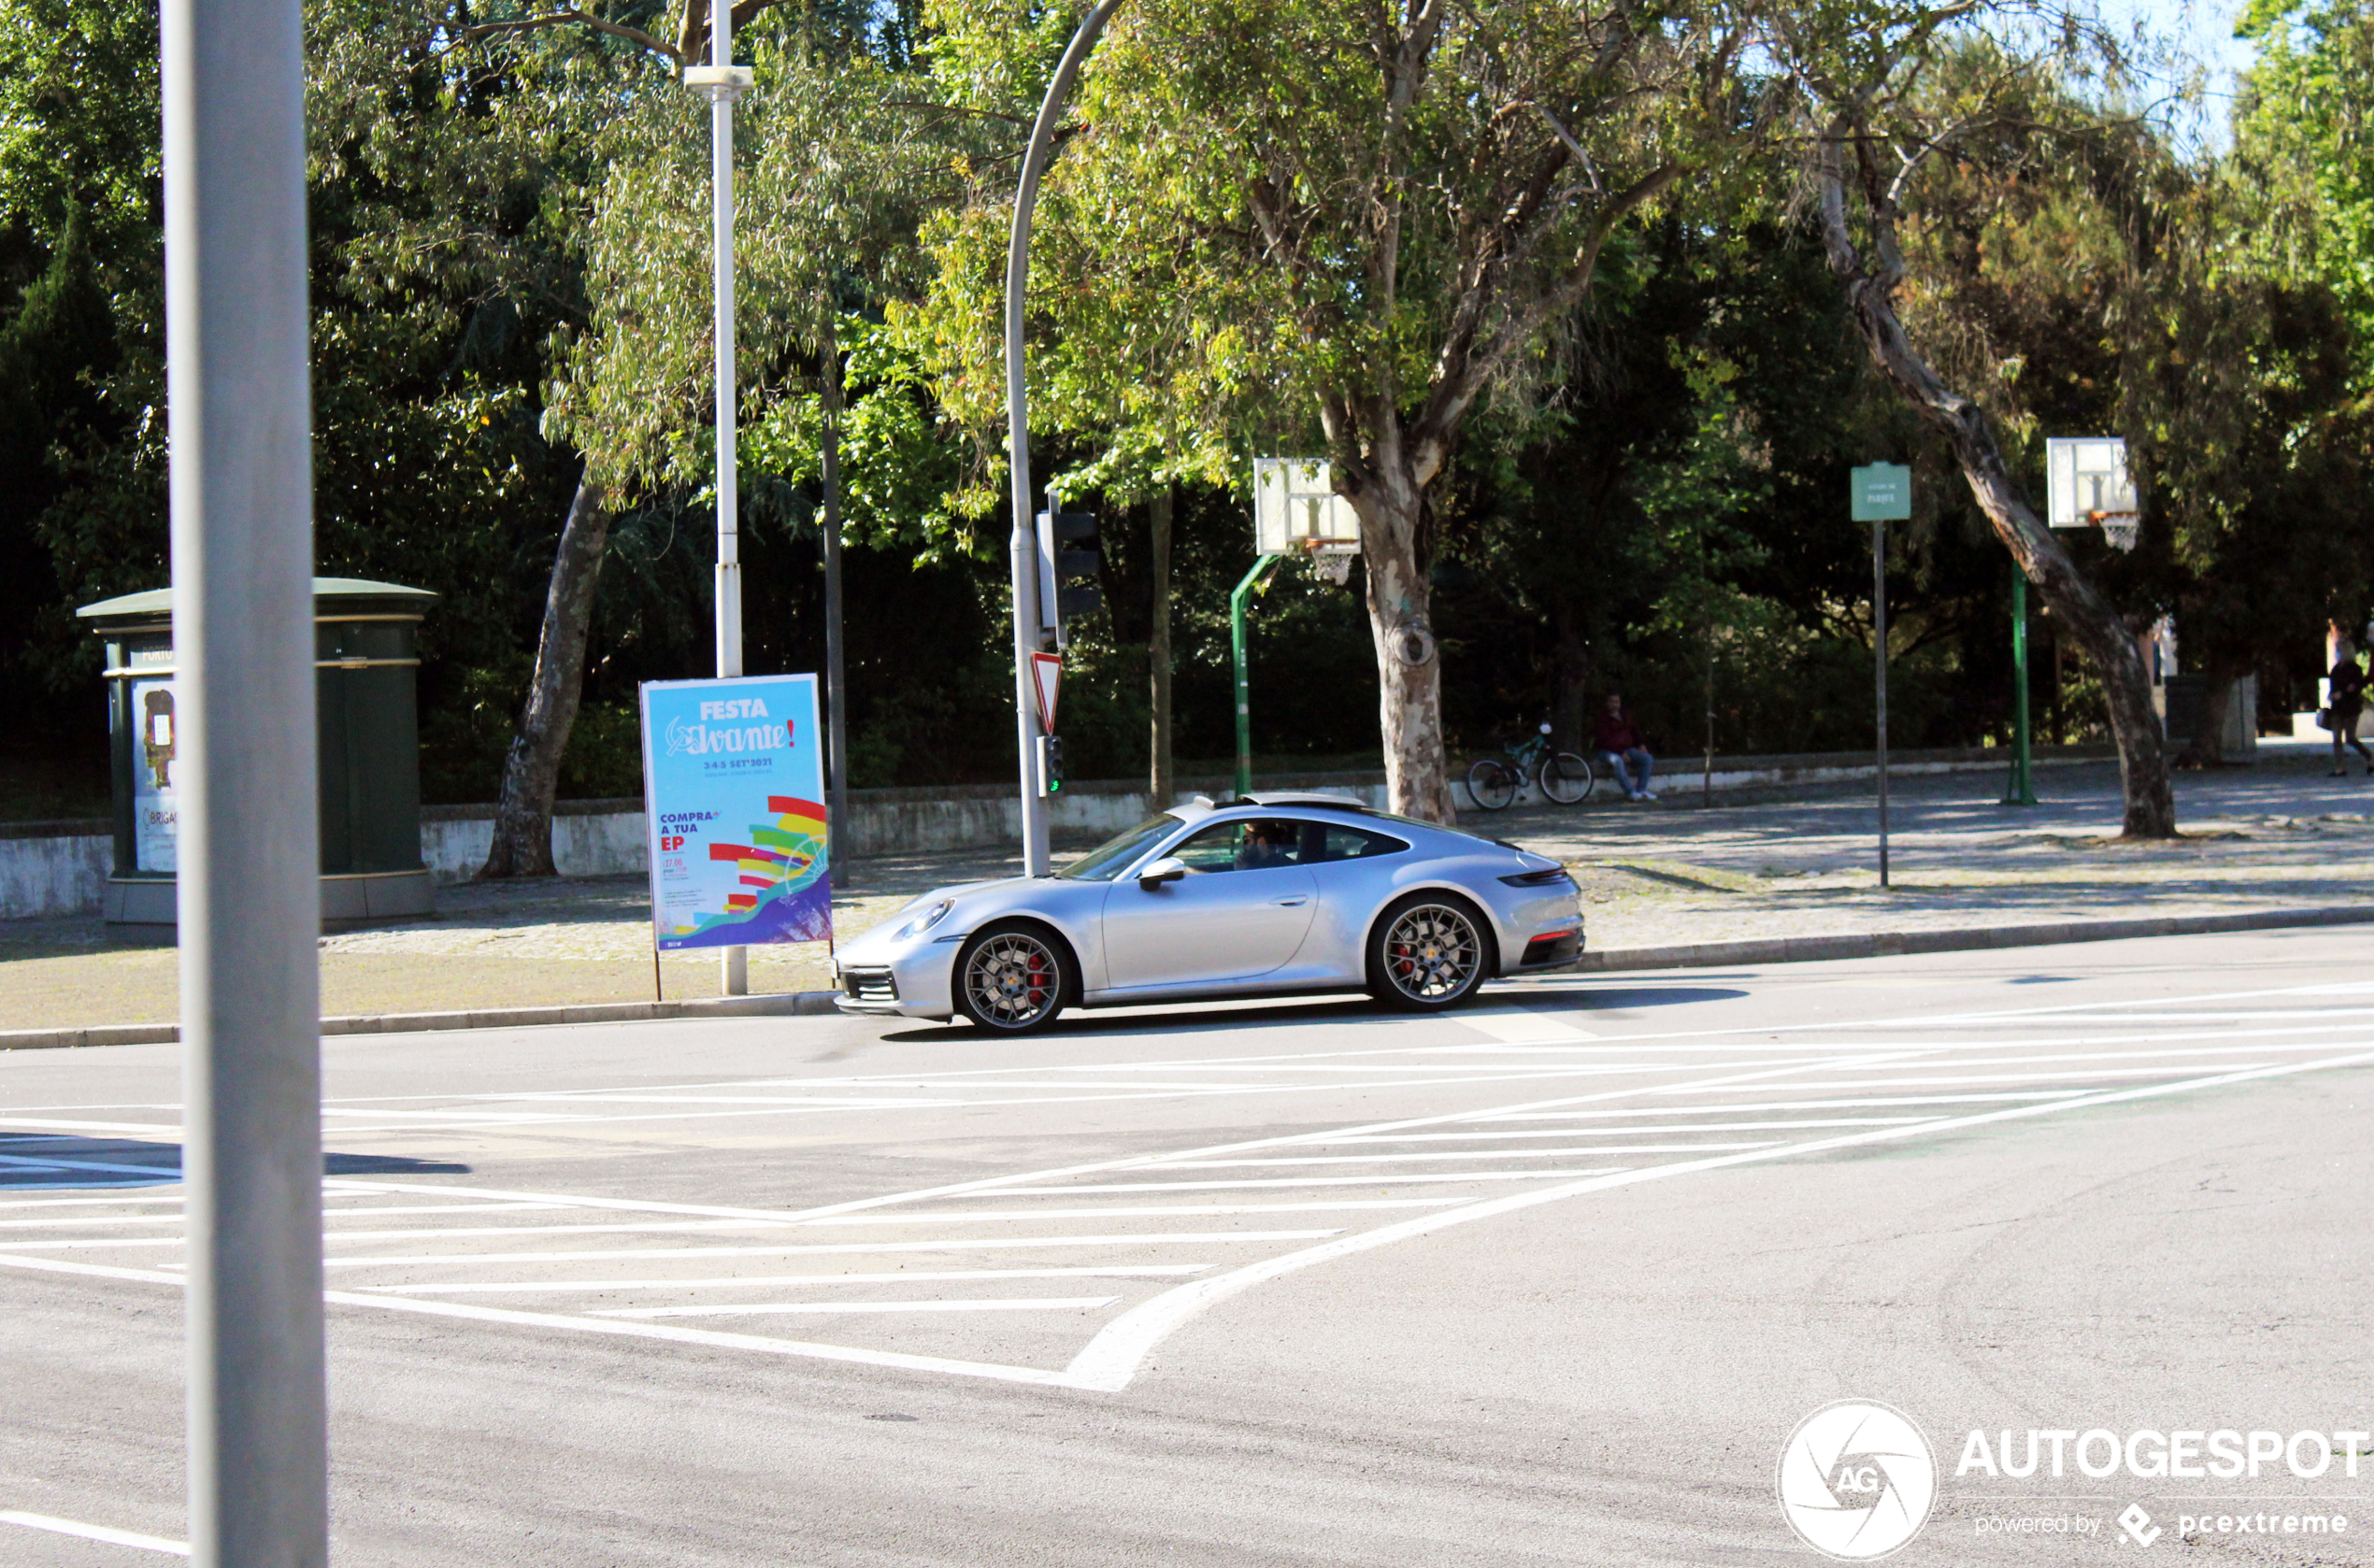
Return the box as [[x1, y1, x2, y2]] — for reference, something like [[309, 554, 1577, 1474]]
[[1306, 542, 1356, 585], [2096, 512, 2138, 553]]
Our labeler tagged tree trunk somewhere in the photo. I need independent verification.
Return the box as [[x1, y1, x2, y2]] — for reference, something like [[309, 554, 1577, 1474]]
[[1351, 470, 1456, 822], [1148, 483, 1173, 808], [482, 475, 609, 877], [1551, 605, 1589, 757], [1814, 179, 2176, 838]]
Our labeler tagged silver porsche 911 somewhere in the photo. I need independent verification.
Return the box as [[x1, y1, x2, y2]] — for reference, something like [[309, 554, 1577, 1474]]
[[832, 791, 1582, 1033]]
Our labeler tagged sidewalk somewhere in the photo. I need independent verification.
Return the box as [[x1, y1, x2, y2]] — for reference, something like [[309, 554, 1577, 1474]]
[[3, 742, 2368, 1033]]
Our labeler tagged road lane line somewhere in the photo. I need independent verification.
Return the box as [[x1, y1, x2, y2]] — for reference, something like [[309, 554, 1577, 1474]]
[[0, 1253, 186, 1287], [354, 1266, 1215, 1295], [1058, 1047, 2374, 1391], [980, 1170, 1632, 1193], [1468, 1092, 2089, 1119], [800, 1202, 1466, 1224], [317, 1290, 1090, 1386], [0, 1511, 188, 1557], [591, 1296, 1123, 1319], [1646, 1064, 2272, 1092], [306, 1231, 1345, 1269], [1317, 1119, 1946, 1141], [1151, 1145, 1779, 1168]]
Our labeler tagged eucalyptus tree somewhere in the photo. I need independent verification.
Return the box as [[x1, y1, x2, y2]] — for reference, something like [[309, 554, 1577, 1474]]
[[1776, 18, 2181, 836], [911, 0, 1766, 820]]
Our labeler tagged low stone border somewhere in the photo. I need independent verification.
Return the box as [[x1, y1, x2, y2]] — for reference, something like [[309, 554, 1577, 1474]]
[[1571, 904, 2374, 974], [7, 903, 2371, 1051]]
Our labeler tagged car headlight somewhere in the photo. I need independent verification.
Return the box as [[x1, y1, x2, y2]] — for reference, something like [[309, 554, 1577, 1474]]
[[894, 899, 954, 940]]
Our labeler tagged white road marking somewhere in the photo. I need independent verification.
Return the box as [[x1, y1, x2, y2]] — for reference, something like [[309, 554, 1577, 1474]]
[[307, 1231, 1345, 1269], [799, 1201, 1465, 1224], [1647, 1064, 2273, 1092], [1315, 1119, 1946, 1141], [356, 1266, 1216, 1295], [1150, 1145, 1780, 1167], [0, 1192, 186, 1210], [591, 1296, 1123, 1319], [0, 1510, 188, 1557], [976, 1170, 1633, 1193], [1058, 1047, 2374, 1391], [1458, 1008, 1602, 1044]]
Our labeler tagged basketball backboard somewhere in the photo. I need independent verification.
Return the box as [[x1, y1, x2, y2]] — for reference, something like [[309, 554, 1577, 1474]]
[[2045, 437, 2137, 527], [1253, 458, 1361, 557]]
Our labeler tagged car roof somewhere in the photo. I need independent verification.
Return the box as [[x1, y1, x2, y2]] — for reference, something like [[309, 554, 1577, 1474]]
[[1166, 792, 1371, 826]]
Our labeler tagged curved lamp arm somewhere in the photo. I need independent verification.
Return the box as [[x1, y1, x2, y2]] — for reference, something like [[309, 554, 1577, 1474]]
[[1005, 0, 1123, 875]]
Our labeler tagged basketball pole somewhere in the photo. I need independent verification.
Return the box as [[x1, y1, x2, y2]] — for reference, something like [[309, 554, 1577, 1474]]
[[1004, 0, 1122, 875], [2002, 572, 2039, 805], [1873, 513, 1890, 890], [1231, 554, 1285, 796]]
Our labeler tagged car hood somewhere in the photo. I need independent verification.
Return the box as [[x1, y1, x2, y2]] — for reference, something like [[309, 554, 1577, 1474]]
[[838, 876, 1052, 961]]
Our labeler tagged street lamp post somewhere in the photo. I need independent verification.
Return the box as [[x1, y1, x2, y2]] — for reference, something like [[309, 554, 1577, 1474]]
[[161, 0, 328, 1558], [1004, 0, 1122, 875], [686, 19, 753, 990]]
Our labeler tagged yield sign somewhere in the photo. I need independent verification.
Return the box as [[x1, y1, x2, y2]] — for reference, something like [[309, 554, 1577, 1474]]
[[1028, 651, 1062, 734]]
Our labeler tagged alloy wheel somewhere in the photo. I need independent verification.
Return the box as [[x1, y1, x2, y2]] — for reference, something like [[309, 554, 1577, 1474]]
[[1381, 904, 1482, 1003], [964, 931, 1061, 1029]]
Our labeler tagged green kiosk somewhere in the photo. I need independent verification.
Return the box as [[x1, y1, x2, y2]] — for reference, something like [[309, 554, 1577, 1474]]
[[77, 577, 439, 929]]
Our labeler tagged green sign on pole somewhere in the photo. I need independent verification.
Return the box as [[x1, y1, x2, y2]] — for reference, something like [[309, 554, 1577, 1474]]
[[1850, 463, 1913, 522]]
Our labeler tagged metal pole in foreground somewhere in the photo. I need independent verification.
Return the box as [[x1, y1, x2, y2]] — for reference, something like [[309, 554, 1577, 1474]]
[[1004, 0, 1122, 875], [1873, 516, 1891, 889], [161, 0, 327, 1555], [704, 5, 749, 991], [2002, 573, 2038, 806]]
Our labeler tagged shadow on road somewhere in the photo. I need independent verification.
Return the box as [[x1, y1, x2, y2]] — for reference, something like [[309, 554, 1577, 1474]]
[[0, 1133, 471, 1190]]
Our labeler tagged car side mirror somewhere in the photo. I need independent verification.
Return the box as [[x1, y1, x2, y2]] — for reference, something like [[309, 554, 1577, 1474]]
[[1137, 856, 1186, 890]]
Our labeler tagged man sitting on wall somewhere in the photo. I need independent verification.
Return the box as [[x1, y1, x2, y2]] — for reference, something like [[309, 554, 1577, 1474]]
[[1594, 692, 1657, 802]]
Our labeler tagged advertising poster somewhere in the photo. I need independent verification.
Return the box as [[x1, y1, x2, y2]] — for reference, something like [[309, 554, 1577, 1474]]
[[130, 676, 180, 873], [638, 674, 831, 951]]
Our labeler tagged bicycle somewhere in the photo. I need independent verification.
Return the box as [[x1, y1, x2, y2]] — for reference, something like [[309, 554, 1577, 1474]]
[[1466, 722, 1595, 810]]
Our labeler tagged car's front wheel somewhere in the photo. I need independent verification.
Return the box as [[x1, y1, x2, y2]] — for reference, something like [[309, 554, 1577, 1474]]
[[954, 920, 1071, 1033], [1366, 893, 1491, 1011]]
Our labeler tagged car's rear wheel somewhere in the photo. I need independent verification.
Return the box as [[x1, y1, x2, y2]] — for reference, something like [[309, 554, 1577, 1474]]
[[955, 920, 1070, 1033], [1366, 893, 1491, 1011]]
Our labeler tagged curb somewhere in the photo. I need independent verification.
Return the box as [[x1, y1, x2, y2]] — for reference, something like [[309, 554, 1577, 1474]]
[[1569, 904, 2374, 975], [7, 905, 2372, 1051], [0, 989, 845, 1052]]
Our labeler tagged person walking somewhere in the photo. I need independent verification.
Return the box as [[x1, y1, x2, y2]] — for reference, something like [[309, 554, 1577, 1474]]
[[1594, 692, 1658, 801], [2329, 642, 2371, 777]]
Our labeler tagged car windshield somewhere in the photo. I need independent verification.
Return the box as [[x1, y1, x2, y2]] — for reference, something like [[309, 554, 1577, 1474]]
[[1056, 814, 1183, 881]]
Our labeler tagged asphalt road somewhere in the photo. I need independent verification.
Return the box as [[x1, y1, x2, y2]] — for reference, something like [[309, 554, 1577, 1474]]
[[3, 926, 2371, 1566]]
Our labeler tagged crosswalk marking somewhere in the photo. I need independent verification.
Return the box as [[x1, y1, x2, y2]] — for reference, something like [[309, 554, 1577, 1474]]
[[5, 976, 2370, 1394]]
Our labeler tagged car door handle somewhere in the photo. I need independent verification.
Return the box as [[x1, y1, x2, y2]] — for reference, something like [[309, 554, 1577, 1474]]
[[1274, 896, 1309, 906]]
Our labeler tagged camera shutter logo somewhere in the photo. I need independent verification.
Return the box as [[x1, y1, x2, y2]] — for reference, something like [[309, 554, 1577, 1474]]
[[1777, 1400, 1938, 1560]]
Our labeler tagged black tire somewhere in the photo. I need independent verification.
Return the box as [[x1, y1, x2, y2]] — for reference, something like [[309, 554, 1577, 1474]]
[[1466, 758, 1517, 811], [1366, 892, 1493, 1011], [953, 920, 1072, 1033], [1537, 750, 1595, 805]]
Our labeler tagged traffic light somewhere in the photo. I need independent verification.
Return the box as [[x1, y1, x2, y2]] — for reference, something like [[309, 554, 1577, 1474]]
[[1035, 734, 1065, 796], [1035, 510, 1101, 648]]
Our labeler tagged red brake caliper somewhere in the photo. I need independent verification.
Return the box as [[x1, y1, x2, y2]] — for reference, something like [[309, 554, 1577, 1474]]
[[1026, 950, 1048, 1005]]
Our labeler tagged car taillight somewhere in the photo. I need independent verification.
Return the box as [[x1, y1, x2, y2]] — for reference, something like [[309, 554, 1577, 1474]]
[[1498, 866, 1575, 888]]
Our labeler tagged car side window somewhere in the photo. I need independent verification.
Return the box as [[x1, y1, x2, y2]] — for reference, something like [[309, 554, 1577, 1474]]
[[1169, 819, 1306, 873], [1318, 824, 1409, 862]]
